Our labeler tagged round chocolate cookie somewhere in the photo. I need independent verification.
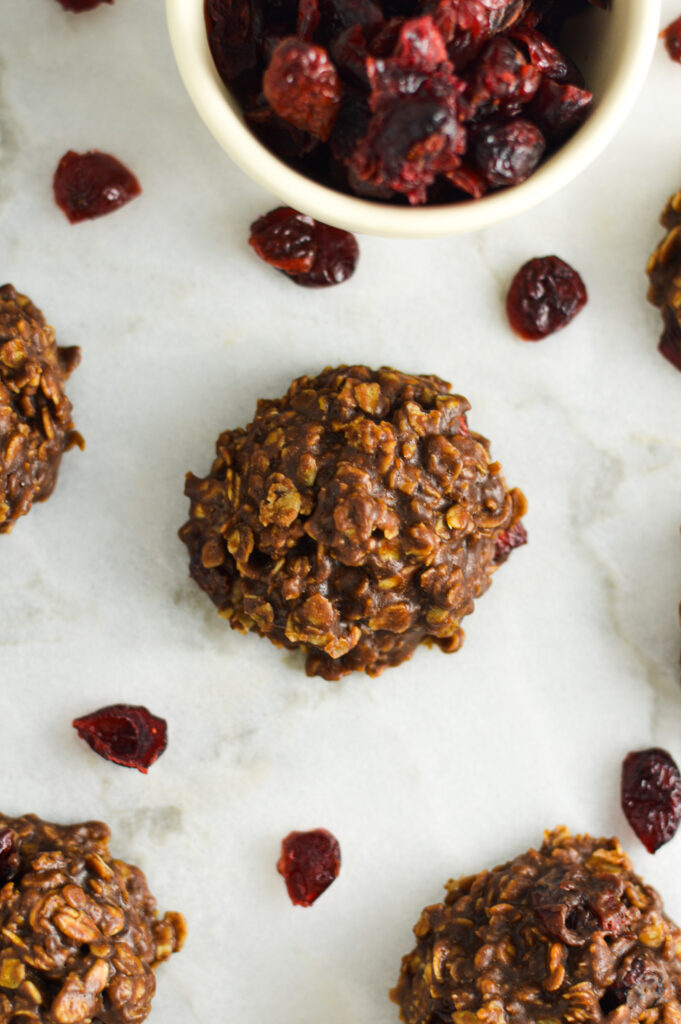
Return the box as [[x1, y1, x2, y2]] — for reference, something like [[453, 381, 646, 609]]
[[392, 826, 681, 1024], [179, 365, 527, 679], [0, 813, 185, 1024], [647, 190, 681, 370], [0, 284, 83, 534]]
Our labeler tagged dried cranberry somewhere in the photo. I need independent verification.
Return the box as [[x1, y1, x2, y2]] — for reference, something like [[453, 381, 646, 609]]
[[427, 0, 491, 70], [663, 16, 681, 63], [531, 864, 628, 946], [264, 39, 342, 140], [0, 830, 20, 886], [297, 0, 320, 40], [510, 23, 569, 79], [205, 0, 263, 81], [600, 954, 666, 1016], [277, 829, 341, 906], [659, 317, 681, 372], [318, 0, 385, 41], [446, 162, 488, 198], [466, 36, 541, 119], [529, 77, 592, 142], [73, 704, 168, 773], [331, 26, 371, 88], [473, 119, 544, 187], [250, 207, 359, 287], [249, 207, 317, 274], [494, 521, 527, 563], [621, 748, 681, 854], [506, 255, 587, 340], [56, 0, 113, 9], [53, 151, 141, 224]]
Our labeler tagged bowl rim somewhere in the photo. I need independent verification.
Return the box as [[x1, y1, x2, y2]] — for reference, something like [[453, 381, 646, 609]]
[[167, 0, 661, 238]]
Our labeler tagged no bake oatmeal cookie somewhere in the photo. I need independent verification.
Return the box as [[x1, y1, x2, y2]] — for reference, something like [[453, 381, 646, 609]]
[[392, 826, 681, 1024], [0, 813, 185, 1024], [0, 285, 82, 534], [180, 364, 527, 679]]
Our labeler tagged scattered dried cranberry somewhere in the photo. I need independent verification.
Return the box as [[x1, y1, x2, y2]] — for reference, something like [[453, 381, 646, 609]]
[[264, 39, 342, 140], [0, 830, 20, 886], [249, 207, 359, 287], [56, 0, 113, 9], [473, 119, 545, 187], [53, 151, 141, 224], [663, 16, 681, 63], [494, 521, 527, 564], [506, 255, 587, 340], [277, 829, 341, 906], [72, 704, 168, 773], [622, 748, 681, 854]]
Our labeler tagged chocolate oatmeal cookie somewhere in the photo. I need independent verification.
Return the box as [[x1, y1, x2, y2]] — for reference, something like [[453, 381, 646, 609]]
[[392, 826, 681, 1024], [0, 285, 83, 533], [0, 813, 185, 1024], [179, 365, 527, 679], [647, 190, 681, 371]]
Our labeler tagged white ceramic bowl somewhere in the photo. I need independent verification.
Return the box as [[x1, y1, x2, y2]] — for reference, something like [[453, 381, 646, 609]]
[[167, 0, 660, 238]]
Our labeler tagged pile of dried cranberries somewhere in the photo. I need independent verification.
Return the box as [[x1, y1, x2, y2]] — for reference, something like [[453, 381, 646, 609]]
[[206, 0, 605, 206]]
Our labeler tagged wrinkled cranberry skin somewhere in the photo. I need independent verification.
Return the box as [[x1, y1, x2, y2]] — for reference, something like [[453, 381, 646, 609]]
[[659, 317, 681, 372], [601, 954, 666, 1016], [466, 36, 541, 119], [205, 0, 263, 81], [529, 77, 592, 142], [72, 704, 168, 774], [494, 521, 527, 563], [250, 207, 359, 287], [663, 16, 681, 63], [56, 0, 113, 10], [277, 829, 341, 906], [264, 39, 342, 140], [249, 208, 317, 274], [473, 119, 544, 187], [506, 255, 587, 340], [621, 748, 681, 854], [53, 151, 141, 224], [0, 830, 20, 887]]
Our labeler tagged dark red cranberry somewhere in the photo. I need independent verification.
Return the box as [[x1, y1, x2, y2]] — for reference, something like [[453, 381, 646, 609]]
[[473, 119, 545, 187], [621, 748, 681, 853], [248, 207, 317, 274], [73, 704, 168, 773], [659, 317, 681, 373], [297, 0, 320, 41], [205, 0, 263, 82], [331, 26, 371, 88], [663, 16, 681, 63], [249, 207, 359, 287], [277, 829, 341, 906], [0, 830, 20, 886], [446, 162, 488, 198], [532, 864, 628, 946], [506, 255, 587, 340], [264, 39, 342, 140], [53, 151, 141, 224], [494, 521, 527, 563], [466, 36, 541, 119], [56, 0, 113, 9], [427, 0, 491, 70], [600, 954, 666, 1016], [529, 78, 592, 142], [510, 23, 569, 79]]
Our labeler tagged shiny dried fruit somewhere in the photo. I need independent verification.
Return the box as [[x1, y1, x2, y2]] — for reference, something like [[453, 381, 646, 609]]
[[53, 150, 141, 223], [494, 520, 527, 563], [621, 748, 681, 854], [506, 255, 587, 340], [466, 36, 541, 119], [73, 704, 168, 773], [277, 829, 341, 906], [663, 16, 681, 63], [205, 0, 262, 81], [473, 118, 545, 187], [529, 77, 593, 142], [55, 0, 113, 9], [0, 829, 20, 886], [263, 39, 342, 140], [249, 207, 359, 287]]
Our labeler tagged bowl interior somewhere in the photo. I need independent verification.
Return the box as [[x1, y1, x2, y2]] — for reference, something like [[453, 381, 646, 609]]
[[167, 0, 660, 238]]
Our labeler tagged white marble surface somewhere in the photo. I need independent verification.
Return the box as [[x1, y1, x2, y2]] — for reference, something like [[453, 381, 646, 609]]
[[2, 1, 681, 1021]]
